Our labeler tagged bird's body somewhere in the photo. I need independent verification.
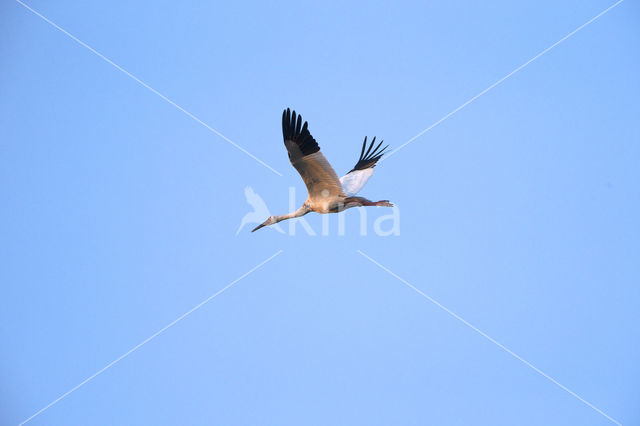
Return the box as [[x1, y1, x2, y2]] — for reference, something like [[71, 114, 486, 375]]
[[252, 108, 393, 232]]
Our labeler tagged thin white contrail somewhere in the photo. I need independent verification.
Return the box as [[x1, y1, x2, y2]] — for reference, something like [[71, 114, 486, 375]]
[[357, 250, 622, 426], [14, 0, 283, 176], [382, 0, 624, 162], [18, 250, 283, 425]]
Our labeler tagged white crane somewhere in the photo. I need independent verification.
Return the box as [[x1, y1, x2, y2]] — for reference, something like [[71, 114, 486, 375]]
[[252, 108, 393, 232]]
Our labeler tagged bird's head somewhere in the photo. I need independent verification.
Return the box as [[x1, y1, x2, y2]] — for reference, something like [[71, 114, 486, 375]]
[[251, 216, 277, 232]]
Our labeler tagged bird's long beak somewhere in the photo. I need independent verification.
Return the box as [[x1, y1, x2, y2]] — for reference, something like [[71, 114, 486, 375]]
[[251, 221, 268, 232]]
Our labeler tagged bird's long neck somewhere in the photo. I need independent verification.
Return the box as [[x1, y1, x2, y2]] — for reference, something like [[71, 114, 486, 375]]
[[274, 205, 310, 223]]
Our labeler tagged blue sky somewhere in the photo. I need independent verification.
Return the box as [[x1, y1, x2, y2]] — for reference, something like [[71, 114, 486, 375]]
[[1, 0, 639, 424]]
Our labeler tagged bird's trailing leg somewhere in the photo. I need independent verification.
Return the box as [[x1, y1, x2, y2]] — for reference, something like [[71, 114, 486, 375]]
[[343, 196, 393, 209], [359, 199, 393, 207]]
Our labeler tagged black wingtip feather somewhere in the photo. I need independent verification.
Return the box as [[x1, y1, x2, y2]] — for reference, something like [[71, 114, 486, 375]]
[[363, 136, 376, 160], [349, 136, 388, 173], [282, 108, 320, 157], [360, 136, 367, 160]]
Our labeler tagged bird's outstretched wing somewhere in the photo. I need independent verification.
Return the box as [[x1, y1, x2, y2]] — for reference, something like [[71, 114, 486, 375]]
[[282, 108, 344, 199], [340, 136, 388, 195]]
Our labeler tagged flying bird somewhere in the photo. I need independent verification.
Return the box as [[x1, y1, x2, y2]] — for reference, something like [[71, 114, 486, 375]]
[[252, 108, 393, 232]]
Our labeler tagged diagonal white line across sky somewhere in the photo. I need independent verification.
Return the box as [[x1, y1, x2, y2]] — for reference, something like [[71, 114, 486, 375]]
[[18, 250, 283, 425], [382, 0, 625, 163], [357, 250, 622, 426], [14, 0, 283, 176]]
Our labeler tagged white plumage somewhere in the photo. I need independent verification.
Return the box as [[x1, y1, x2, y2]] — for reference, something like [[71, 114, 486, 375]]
[[340, 167, 374, 196]]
